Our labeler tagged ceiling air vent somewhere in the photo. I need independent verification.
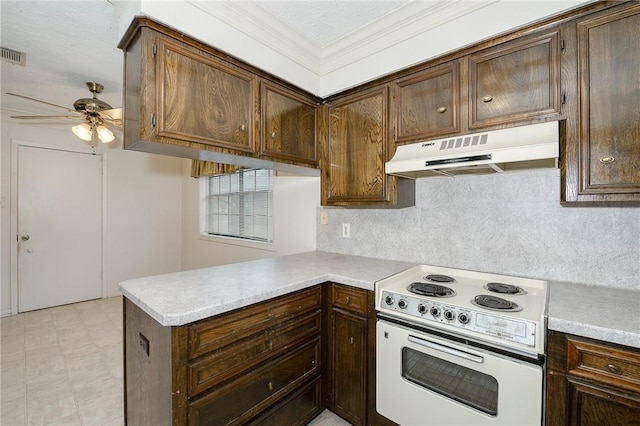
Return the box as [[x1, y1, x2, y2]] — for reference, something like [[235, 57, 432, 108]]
[[1, 47, 26, 66]]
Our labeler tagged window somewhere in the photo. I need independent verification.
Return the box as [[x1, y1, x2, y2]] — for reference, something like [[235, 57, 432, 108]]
[[202, 169, 274, 243]]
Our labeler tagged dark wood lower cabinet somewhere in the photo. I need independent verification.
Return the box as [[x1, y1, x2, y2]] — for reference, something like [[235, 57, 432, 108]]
[[124, 286, 323, 426], [546, 330, 640, 426], [124, 283, 398, 426]]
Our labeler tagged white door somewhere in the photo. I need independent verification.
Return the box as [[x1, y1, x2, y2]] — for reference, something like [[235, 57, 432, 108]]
[[17, 145, 103, 312]]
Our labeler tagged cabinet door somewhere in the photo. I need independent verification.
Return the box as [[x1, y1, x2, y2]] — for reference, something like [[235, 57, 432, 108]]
[[394, 61, 459, 144], [575, 5, 640, 197], [261, 82, 317, 165], [325, 87, 388, 204], [156, 36, 256, 153], [330, 308, 367, 426], [469, 30, 561, 128], [567, 378, 640, 426]]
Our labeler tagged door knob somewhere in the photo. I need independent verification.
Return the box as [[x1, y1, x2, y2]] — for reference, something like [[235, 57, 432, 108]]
[[21, 235, 30, 241], [27, 249, 33, 253]]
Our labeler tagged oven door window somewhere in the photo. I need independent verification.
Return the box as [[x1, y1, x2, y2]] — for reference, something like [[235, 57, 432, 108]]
[[402, 347, 499, 416]]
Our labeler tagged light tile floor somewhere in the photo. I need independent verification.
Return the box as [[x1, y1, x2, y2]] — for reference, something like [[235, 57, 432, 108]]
[[1, 296, 350, 426]]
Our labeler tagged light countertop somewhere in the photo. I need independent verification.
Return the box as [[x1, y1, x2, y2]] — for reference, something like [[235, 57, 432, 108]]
[[119, 251, 640, 349]]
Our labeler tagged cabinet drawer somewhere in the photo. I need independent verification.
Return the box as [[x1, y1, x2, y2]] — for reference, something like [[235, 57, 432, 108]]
[[188, 310, 321, 397], [188, 286, 321, 359], [188, 337, 321, 425], [332, 284, 368, 315], [567, 337, 640, 393], [250, 377, 323, 426]]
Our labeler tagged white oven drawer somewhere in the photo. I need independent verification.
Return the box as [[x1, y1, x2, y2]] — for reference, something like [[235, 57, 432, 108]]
[[376, 319, 542, 426]]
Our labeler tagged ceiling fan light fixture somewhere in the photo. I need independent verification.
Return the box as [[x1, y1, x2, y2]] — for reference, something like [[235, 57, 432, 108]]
[[96, 124, 115, 143], [72, 122, 93, 141]]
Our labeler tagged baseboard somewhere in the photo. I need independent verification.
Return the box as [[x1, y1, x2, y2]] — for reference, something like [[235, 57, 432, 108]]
[[1, 309, 14, 317]]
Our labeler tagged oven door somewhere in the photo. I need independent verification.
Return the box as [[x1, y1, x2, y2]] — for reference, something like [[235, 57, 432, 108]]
[[376, 318, 543, 426]]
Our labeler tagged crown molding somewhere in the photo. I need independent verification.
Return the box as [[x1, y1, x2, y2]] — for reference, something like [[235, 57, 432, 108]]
[[186, 0, 321, 76], [187, 0, 498, 77], [320, 1, 498, 73]]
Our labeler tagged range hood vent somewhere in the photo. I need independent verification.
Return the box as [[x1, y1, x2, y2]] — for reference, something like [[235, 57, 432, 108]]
[[386, 121, 560, 179]]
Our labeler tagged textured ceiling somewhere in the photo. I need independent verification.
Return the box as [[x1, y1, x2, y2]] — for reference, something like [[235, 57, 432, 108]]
[[256, 1, 409, 47]]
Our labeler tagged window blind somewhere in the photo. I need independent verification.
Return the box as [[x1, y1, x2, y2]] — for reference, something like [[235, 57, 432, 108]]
[[203, 169, 273, 243]]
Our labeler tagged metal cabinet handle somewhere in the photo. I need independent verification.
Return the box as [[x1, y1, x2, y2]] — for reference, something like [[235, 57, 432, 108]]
[[437, 106, 447, 113], [266, 381, 273, 391], [240, 124, 247, 132], [349, 337, 354, 344], [482, 95, 493, 103], [271, 131, 276, 139], [345, 296, 351, 304], [607, 364, 623, 375], [599, 156, 615, 164]]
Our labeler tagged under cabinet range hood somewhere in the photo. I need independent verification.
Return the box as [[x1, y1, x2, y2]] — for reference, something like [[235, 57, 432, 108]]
[[386, 121, 560, 178]]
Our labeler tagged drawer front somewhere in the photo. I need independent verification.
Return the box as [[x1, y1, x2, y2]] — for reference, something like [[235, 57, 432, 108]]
[[567, 337, 640, 393], [188, 337, 321, 426], [188, 286, 321, 359], [188, 310, 321, 397], [249, 377, 323, 426], [332, 284, 368, 315]]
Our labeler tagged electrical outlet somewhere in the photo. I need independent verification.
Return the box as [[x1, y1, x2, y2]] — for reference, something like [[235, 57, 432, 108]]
[[342, 223, 350, 238], [320, 211, 328, 225], [139, 333, 150, 357]]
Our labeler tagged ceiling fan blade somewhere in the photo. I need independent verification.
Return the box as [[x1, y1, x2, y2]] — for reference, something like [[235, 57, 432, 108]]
[[99, 108, 123, 127], [11, 115, 83, 120], [6, 92, 77, 113], [100, 107, 122, 119]]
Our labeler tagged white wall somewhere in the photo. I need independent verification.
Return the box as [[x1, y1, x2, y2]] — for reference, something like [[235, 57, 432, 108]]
[[0, 120, 184, 315], [181, 167, 319, 271]]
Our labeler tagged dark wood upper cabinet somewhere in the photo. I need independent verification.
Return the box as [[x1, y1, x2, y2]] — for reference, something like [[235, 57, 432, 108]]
[[322, 86, 414, 207], [156, 36, 256, 153], [118, 17, 320, 172], [261, 82, 317, 165], [565, 3, 640, 201], [468, 30, 561, 129], [394, 61, 460, 144]]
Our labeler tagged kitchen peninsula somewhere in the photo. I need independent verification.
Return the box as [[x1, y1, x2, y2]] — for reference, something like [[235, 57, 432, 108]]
[[120, 251, 640, 425]]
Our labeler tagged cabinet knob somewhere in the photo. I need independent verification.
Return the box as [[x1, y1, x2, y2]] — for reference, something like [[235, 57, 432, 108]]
[[266, 381, 274, 391], [607, 363, 623, 375], [349, 337, 354, 344], [437, 106, 447, 113], [372, 177, 379, 183], [345, 296, 350, 304], [482, 95, 493, 103], [271, 131, 276, 139], [599, 156, 615, 164], [240, 124, 247, 132]]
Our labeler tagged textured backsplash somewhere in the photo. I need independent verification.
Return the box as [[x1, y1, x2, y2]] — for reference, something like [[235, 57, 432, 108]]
[[317, 169, 640, 290]]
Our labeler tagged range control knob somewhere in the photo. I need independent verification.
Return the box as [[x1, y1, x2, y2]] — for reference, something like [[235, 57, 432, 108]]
[[384, 295, 394, 306], [398, 299, 408, 309], [417, 304, 428, 314], [444, 310, 455, 321], [458, 312, 470, 324], [430, 306, 441, 317]]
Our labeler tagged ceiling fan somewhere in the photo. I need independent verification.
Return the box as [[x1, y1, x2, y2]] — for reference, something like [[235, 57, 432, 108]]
[[7, 81, 122, 147]]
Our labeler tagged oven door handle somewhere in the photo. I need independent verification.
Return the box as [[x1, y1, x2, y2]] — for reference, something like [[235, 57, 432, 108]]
[[408, 335, 484, 363]]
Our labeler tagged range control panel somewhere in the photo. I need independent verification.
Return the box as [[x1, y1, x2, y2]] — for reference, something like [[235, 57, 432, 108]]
[[379, 290, 536, 347]]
